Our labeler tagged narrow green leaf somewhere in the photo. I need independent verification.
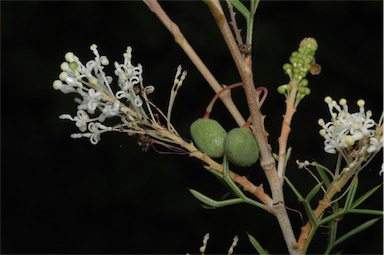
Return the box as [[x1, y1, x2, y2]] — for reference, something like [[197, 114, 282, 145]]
[[217, 198, 245, 207], [328, 219, 338, 252], [284, 147, 292, 167], [332, 218, 382, 249], [305, 181, 324, 202], [229, 0, 250, 18], [351, 182, 383, 209], [247, 233, 270, 254], [189, 189, 243, 208], [298, 181, 325, 228], [320, 207, 383, 226], [243, 197, 270, 212], [349, 208, 384, 216], [325, 203, 339, 253], [318, 209, 346, 226], [204, 165, 223, 178], [314, 162, 332, 189], [245, 0, 260, 45], [285, 176, 320, 230], [343, 175, 359, 210], [303, 201, 319, 228], [189, 189, 218, 207], [249, 0, 260, 15], [223, 156, 247, 199], [284, 176, 305, 201], [200, 204, 217, 210]]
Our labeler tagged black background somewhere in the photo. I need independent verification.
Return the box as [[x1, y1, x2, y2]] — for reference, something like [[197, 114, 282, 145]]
[[1, 1, 383, 254]]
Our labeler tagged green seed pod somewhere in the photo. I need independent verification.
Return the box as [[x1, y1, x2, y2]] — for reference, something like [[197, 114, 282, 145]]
[[224, 127, 259, 167], [190, 118, 227, 158]]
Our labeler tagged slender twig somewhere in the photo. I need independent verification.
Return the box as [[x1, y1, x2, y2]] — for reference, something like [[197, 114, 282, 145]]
[[296, 158, 364, 254], [152, 121, 273, 206], [225, 0, 244, 46], [143, 0, 245, 127], [204, 1, 298, 254], [140, 0, 278, 216], [277, 79, 298, 180]]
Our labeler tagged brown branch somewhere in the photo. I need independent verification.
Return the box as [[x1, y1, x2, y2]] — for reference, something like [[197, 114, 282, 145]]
[[225, 0, 244, 46], [277, 79, 298, 180], [204, 1, 299, 254], [154, 122, 273, 208], [143, 0, 245, 127], [295, 159, 363, 254]]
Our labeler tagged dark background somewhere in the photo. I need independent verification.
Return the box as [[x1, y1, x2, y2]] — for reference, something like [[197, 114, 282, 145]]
[[1, 1, 383, 254]]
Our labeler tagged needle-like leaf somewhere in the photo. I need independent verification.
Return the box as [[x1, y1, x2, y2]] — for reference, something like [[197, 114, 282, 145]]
[[247, 232, 270, 255], [351, 182, 383, 209], [284, 176, 304, 202], [305, 181, 324, 202], [314, 162, 332, 189], [325, 217, 382, 254], [343, 175, 359, 210], [229, 0, 250, 18], [189, 189, 243, 208]]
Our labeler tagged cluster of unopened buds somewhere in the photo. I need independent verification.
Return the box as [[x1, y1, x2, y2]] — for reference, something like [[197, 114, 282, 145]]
[[278, 37, 321, 104], [53, 44, 186, 145], [318, 96, 383, 163]]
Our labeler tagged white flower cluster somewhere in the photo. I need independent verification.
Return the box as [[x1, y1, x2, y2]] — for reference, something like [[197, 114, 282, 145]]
[[53, 44, 157, 144], [318, 96, 383, 155]]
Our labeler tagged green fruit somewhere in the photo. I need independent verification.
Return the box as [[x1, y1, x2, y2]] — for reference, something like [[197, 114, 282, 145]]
[[224, 127, 259, 167], [190, 118, 227, 158]]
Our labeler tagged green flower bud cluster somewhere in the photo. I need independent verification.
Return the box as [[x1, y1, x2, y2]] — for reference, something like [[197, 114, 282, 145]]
[[278, 37, 318, 99]]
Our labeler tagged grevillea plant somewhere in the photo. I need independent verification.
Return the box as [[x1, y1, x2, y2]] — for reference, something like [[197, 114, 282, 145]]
[[52, 1, 383, 254]]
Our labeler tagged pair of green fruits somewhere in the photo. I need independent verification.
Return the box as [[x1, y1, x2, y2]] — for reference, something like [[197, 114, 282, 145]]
[[190, 118, 259, 167]]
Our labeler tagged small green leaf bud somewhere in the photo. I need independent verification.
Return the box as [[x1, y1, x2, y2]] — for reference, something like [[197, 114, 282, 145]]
[[277, 85, 287, 94], [298, 47, 306, 54], [283, 63, 292, 71], [304, 87, 311, 95], [296, 92, 305, 101], [304, 56, 314, 64], [289, 56, 298, 64], [299, 37, 318, 52], [299, 79, 308, 87], [285, 69, 292, 77], [299, 71, 307, 78], [291, 51, 299, 57], [297, 59, 304, 66], [298, 87, 306, 94]]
